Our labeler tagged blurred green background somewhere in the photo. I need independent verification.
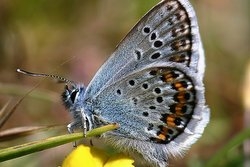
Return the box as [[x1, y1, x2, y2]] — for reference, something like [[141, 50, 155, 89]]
[[0, 0, 249, 166]]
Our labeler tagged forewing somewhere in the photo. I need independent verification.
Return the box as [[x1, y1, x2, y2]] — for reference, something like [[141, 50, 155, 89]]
[[84, 0, 204, 99]]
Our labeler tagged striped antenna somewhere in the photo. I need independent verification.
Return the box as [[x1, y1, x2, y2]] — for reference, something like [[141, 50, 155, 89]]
[[17, 69, 75, 85]]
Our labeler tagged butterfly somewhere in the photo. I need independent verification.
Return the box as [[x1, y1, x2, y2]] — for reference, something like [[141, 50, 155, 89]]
[[18, 0, 209, 166]]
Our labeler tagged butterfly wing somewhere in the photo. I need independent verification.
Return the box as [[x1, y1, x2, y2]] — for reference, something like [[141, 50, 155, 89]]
[[84, 0, 205, 100], [82, 0, 209, 166], [93, 62, 209, 166]]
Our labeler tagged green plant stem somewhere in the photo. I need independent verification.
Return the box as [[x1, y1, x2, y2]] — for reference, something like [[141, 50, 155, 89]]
[[0, 123, 119, 162], [205, 128, 250, 167]]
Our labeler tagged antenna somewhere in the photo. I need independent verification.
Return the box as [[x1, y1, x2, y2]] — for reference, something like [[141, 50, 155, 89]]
[[17, 69, 75, 85]]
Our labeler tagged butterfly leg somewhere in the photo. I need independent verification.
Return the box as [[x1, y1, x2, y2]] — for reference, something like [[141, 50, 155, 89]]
[[67, 123, 74, 134], [67, 122, 79, 147], [80, 109, 87, 137]]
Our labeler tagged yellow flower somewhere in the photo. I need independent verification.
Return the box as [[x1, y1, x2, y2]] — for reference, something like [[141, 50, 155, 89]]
[[104, 153, 134, 167], [62, 145, 134, 167]]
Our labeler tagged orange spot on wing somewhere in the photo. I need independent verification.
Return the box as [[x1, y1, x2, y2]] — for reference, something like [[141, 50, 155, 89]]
[[174, 82, 185, 91], [166, 116, 176, 127], [164, 74, 174, 82], [176, 92, 187, 103], [167, 116, 175, 122], [158, 134, 166, 141]]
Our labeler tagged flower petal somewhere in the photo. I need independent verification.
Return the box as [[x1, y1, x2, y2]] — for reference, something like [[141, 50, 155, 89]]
[[104, 154, 134, 167], [62, 145, 109, 167]]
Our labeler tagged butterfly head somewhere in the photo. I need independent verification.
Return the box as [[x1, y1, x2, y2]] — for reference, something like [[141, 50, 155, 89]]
[[62, 84, 85, 110], [16, 68, 86, 112]]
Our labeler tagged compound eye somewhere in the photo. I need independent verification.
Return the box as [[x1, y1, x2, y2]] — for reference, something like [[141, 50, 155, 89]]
[[70, 89, 79, 103]]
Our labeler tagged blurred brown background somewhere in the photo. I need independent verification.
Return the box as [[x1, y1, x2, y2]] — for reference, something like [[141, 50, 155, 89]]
[[0, 0, 249, 166]]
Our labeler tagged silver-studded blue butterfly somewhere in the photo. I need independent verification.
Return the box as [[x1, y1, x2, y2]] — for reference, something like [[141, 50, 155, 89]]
[[18, 0, 210, 166]]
